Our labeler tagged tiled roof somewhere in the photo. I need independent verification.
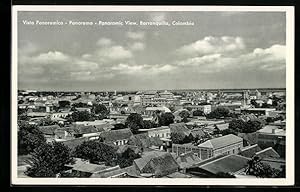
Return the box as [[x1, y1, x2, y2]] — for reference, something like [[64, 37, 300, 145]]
[[169, 123, 191, 136], [198, 134, 243, 150], [255, 147, 280, 159], [261, 158, 285, 170], [215, 123, 229, 131], [239, 144, 262, 158], [71, 162, 108, 173], [38, 125, 60, 135], [238, 132, 258, 145], [100, 128, 133, 142], [127, 133, 163, 148], [134, 151, 179, 177], [90, 165, 140, 178], [199, 154, 250, 174], [176, 152, 202, 169], [60, 137, 89, 150], [72, 125, 105, 135], [191, 128, 206, 138]]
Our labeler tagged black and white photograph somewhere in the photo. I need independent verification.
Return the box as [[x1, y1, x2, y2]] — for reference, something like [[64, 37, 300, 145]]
[[11, 6, 294, 185]]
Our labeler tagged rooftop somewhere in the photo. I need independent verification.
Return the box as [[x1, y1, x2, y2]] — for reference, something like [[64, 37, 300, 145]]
[[198, 154, 250, 174], [198, 134, 243, 149]]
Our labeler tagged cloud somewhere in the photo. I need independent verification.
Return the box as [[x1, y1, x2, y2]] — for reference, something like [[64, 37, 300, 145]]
[[70, 71, 96, 81], [176, 36, 246, 57], [94, 45, 133, 60], [129, 42, 145, 51], [174, 44, 286, 73], [96, 37, 113, 47], [126, 31, 145, 40], [111, 63, 176, 75]]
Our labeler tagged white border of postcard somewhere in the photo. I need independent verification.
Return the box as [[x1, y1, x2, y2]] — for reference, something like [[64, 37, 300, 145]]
[[11, 5, 295, 186]]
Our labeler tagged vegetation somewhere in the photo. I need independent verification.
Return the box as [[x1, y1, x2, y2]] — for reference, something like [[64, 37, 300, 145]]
[[18, 122, 46, 155], [67, 110, 94, 122], [170, 132, 194, 144], [26, 142, 73, 177], [125, 113, 144, 134], [178, 110, 190, 123], [159, 112, 175, 126], [73, 140, 117, 166], [93, 104, 109, 119], [246, 156, 282, 178], [206, 107, 231, 119], [193, 110, 205, 116], [228, 119, 263, 133], [58, 100, 71, 108], [116, 148, 141, 168]]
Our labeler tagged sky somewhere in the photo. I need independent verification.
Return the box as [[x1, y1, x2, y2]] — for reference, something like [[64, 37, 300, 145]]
[[17, 11, 286, 91]]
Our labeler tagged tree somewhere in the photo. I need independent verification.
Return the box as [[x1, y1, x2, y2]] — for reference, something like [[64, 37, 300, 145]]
[[246, 120, 263, 133], [143, 120, 158, 129], [25, 142, 73, 177], [170, 132, 193, 144], [159, 112, 175, 126], [246, 156, 278, 178], [250, 99, 260, 108], [206, 107, 230, 119], [193, 110, 205, 116], [58, 100, 70, 108], [125, 113, 144, 134], [67, 111, 94, 122], [170, 132, 186, 144], [93, 104, 109, 119], [179, 110, 190, 123], [116, 148, 141, 168], [113, 123, 126, 130], [73, 140, 117, 166], [229, 119, 248, 133], [18, 122, 46, 155], [38, 117, 57, 126]]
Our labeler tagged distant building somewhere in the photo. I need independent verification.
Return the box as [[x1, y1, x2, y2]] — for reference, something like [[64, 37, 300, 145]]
[[240, 108, 276, 117], [145, 106, 171, 116]]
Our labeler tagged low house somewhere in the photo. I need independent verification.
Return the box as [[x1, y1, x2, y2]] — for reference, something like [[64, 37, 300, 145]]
[[64, 158, 117, 178], [198, 134, 243, 157], [90, 165, 140, 178], [169, 123, 191, 137], [99, 128, 133, 146], [133, 151, 179, 177], [72, 125, 105, 139], [38, 124, 60, 142], [214, 123, 229, 132], [60, 137, 89, 151], [144, 106, 171, 116], [138, 126, 171, 139], [240, 108, 276, 117], [186, 154, 250, 178], [175, 152, 202, 170], [256, 125, 285, 156], [172, 134, 243, 161], [127, 133, 164, 151]]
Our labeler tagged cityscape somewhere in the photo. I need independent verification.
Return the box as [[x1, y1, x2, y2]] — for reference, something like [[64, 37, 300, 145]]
[[16, 9, 288, 180]]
